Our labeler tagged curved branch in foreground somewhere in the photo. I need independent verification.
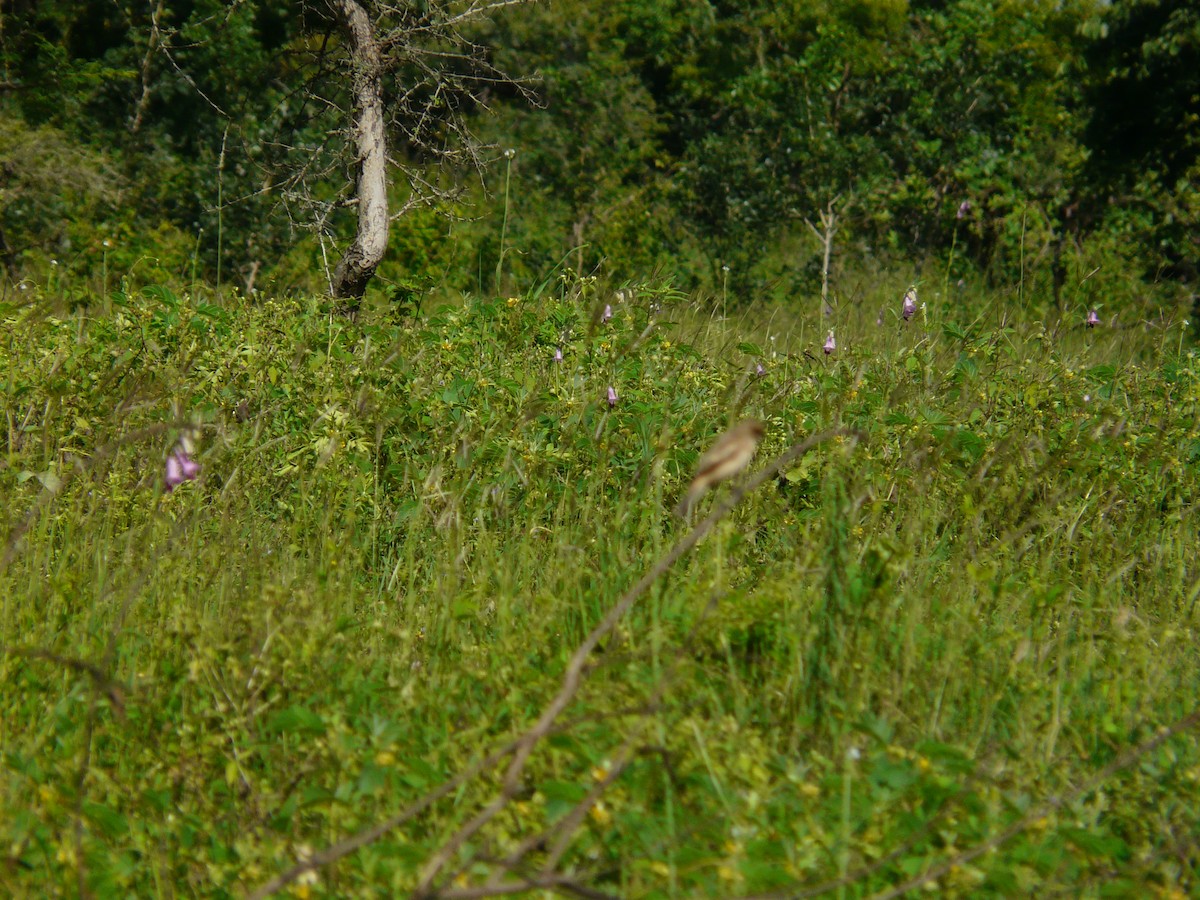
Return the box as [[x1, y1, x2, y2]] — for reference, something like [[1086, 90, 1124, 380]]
[[410, 428, 858, 895], [248, 427, 858, 898]]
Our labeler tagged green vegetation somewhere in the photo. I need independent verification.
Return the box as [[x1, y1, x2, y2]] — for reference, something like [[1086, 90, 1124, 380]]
[[3, 274, 1199, 896], [0, 1, 1195, 304], [2, 1, 1199, 896]]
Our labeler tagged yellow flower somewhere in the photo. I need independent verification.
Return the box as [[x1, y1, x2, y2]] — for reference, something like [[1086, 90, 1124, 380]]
[[589, 801, 612, 826]]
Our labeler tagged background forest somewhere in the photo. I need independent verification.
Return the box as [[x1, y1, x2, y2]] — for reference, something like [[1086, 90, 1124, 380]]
[[0, 0, 1196, 308], [4, 2, 1200, 898]]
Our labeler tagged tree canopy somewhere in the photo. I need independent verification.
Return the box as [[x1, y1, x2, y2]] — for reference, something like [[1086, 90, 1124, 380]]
[[0, 0, 1194, 303]]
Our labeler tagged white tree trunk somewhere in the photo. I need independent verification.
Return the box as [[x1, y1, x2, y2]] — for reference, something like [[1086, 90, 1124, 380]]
[[329, 0, 389, 305]]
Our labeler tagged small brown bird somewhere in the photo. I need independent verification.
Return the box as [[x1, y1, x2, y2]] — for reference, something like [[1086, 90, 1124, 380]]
[[674, 419, 766, 516]]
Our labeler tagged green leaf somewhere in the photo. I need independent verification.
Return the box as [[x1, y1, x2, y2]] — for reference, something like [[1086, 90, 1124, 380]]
[[920, 406, 951, 426], [82, 801, 128, 839], [400, 757, 442, 789], [1061, 827, 1130, 861], [269, 794, 299, 831], [541, 779, 587, 821], [266, 705, 327, 736], [357, 763, 388, 797], [870, 758, 917, 791], [943, 322, 969, 341], [36, 470, 63, 492], [741, 854, 791, 888], [953, 429, 986, 463]]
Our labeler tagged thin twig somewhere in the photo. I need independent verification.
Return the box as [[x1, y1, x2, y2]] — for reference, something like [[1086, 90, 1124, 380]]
[[864, 706, 1200, 900], [724, 705, 1200, 900], [246, 737, 525, 899], [0, 647, 128, 717], [411, 429, 857, 895], [473, 581, 740, 892], [249, 428, 855, 898], [437, 872, 619, 900]]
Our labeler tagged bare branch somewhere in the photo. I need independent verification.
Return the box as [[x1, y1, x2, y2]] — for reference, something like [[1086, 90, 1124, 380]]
[[326, 0, 390, 304], [438, 872, 620, 900], [718, 705, 1200, 900], [248, 429, 855, 898], [863, 706, 1200, 900], [411, 429, 859, 895], [130, 0, 166, 134], [0, 646, 128, 716]]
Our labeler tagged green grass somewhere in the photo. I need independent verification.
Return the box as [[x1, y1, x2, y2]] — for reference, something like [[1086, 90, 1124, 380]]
[[2, 274, 1199, 898]]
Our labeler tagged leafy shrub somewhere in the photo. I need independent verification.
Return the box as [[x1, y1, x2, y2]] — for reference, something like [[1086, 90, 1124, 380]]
[[2, 275, 1198, 895]]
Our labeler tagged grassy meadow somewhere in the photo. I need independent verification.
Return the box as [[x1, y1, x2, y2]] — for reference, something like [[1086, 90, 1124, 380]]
[[2, 271, 1199, 898]]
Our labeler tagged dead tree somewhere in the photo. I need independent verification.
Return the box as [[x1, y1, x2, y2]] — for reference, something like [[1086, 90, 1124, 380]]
[[328, 0, 389, 303], [317, 0, 535, 308], [140, 0, 534, 308]]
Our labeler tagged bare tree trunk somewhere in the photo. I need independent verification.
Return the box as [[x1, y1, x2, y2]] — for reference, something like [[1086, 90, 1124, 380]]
[[805, 196, 840, 317], [329, 0, 389, 307], [130, 0, 166, 135], [0, 222, 20, 282]]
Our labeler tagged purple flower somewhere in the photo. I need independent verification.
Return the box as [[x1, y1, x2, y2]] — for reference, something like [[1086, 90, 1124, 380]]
[[902, 287, 918, 321], [554, 347, 563, 362], [601, 304, 613, 324], [1086, 309, 1100, 328], [165, 449, 200, 492], [823, 331, 836, 355], [957, 200, 971, 220], [606, 386, 618, 408], [876, 309, 885, 326], [755, 362, 766, 377]]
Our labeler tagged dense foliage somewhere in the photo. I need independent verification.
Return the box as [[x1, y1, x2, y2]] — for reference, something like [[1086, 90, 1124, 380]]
[[2, 275, 1199, 895], [3, 2, 1199, 894], [0, 0, 1195, 305]]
